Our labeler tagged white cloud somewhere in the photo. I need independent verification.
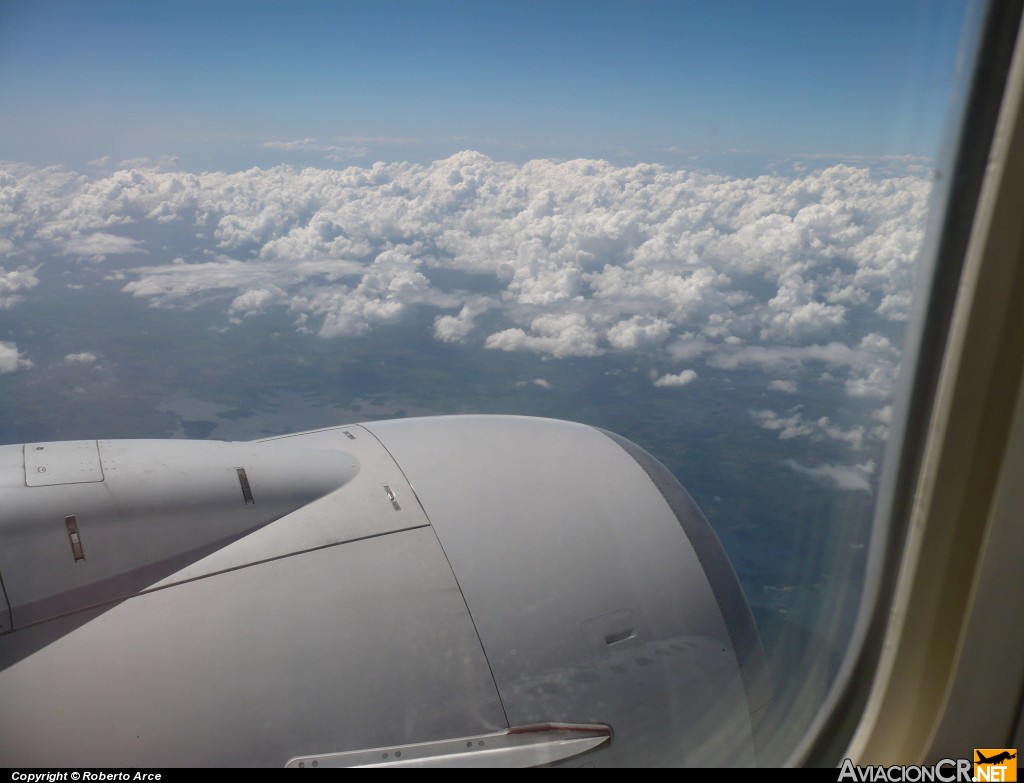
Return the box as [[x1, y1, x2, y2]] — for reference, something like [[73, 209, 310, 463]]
[[434, 311, 474, 342], [845, 368, 894, 399], [434, 301, 492, 343], [784, 459, 873, 492], [324, 148, 369, 162], [63, 233, 146, 261], [751, 409, 814, 440], [760, 274, 848, 340], [0, 265, 39, 308], [709, 341, 856, 371], [877, 291, 912, 321], [0, 155, 929, 425], [872, 405, 892, 424], [122, 257, 365, 308], [63, 352, 97, 364], [654, 369, 697, 387], [262, 138, 369, 162], [485, 313, 602, 358], [229, 288, 277, 316], [533, 378, 552, 389], [0, 341, 31, 373], [117, 155, 179, 170], [816, 416, 865, 450], [769, 379, 798, 393], [753, 408, 864, 449], [606, 316, 672, 350], [261, 138, 319, 151]]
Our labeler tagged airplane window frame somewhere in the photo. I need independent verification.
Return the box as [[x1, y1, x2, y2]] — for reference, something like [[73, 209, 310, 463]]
[[791, 0, 1024, 766]]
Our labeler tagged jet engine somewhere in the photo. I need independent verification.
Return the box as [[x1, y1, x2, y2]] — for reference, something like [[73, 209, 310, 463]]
[[0, 415, 768, 766]]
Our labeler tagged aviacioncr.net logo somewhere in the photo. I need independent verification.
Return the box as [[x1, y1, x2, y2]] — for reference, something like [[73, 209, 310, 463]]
[[973, 749, 1017, 782], [838, 758, 972, 782]]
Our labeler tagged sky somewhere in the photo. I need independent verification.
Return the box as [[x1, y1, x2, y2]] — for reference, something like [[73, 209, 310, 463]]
[[0, 0, 969, 171]]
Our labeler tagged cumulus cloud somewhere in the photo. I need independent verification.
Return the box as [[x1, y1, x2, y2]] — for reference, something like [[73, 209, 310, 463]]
[[869, 404, 894, 441], [0, 153, 928, 424], [844, 334, 901, 399], [752, 408, 866, 449], [302, 249, 455, 339], [607, 316, 672, 350], [63, 352, 97, 364], [817, 417, 865, 450], [751, 409, 814, 440], [229, 288, 278, 317], [877, 291, 913, 321], [434, 300, 492, 343], [0, 342, 32, 373], [434, 309, 475, 342], [654, 369, 698, 387], [0, 265, 39, 308], [769, 379, 798, 393], [485, 313, 603, 358], [758, 273, 849, 341]]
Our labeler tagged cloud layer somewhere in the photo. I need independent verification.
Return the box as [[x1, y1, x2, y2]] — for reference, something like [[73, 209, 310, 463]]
[[0, 152, 930, 487], [0, 342, 31, 373]]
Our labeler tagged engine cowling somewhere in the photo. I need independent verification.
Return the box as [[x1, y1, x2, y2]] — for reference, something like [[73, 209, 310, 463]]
[[0, 415, 768, 767]]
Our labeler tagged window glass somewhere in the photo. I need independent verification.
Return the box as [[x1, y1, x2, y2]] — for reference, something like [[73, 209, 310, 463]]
[[0, 0, 972, 764]]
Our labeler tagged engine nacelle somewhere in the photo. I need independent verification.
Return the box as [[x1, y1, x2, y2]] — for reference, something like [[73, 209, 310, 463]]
[[0, 415, 768, 767]]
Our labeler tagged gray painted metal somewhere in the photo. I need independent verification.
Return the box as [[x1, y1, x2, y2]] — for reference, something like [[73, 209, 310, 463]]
[[0, 439, 358, 627], [145, 429, 428, 588], [598, 427, 772, 729], [285, 723, 612, 768], [0, 416, 764, 766], [364, 415, 756, 767], [23, 440, 104, 487], [0, 574, 10, 634], [0, 527, 506, 766]]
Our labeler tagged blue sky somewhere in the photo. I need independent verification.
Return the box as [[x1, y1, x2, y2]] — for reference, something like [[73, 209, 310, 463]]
[[0, 0, 968, 169]]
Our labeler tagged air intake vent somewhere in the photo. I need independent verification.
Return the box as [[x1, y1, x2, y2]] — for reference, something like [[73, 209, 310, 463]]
[[236, 468, 255, 504]]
